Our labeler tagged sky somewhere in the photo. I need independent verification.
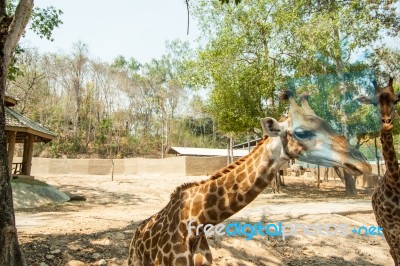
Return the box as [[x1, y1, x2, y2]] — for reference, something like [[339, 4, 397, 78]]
[[22, 0, 200, 64]]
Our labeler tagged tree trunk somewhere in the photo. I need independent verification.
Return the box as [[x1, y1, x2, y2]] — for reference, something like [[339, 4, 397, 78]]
[[324, 167, 329, 182], [343, 170, 357, 196], [109, 149, 115, 182], [0, 45, 26, 266], [247, 132, 250, 153], [0, 1, 34, 264], [332, 17, 358, 197], [212, 119, 216, 146], [333, 167, 357, 196], [73, 79, 81, 149]]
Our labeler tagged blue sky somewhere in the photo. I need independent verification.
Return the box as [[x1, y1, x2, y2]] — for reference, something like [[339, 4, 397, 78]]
[[22, 0, 200, 63]]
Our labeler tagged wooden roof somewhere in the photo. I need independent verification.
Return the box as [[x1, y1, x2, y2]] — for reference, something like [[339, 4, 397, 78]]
[[5, 107, 56, 143], [5, 95, 17, 107]]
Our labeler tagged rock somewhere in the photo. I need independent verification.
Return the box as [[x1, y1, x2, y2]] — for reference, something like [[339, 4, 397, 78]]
[[67, 260, 86, 266], [97, 259, 107, 266], [46, 254, 55, 259], [50, 248, 61, 254], [11, 179, 70, 209], [112, 232, 126, 240], [101, 239, 111, 245], [39, 263, 49, 266], [92, 252, 102, 259], [102, 232, 125, 240], [68, 194, 87, 201]]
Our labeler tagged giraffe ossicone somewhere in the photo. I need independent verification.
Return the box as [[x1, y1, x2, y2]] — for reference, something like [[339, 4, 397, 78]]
[[128, 90, 371, 266]]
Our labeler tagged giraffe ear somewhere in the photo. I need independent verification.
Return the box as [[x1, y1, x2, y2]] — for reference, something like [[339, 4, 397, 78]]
[[396, 92, 400, 104], [261, 117, 283, 137]]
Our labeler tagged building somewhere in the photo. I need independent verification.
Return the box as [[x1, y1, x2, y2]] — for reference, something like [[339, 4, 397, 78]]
[[167, 146, 249, 157]]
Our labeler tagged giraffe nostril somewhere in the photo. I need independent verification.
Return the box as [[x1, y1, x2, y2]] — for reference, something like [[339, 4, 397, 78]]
[[382, 118, 393, 124]]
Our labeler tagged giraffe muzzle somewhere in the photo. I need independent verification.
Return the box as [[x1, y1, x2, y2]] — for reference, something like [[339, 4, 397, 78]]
[[382, 123, 393, 132], [342, 148, 372, 175], [343, 163, 364, 175], [381, 117, 394, 131]]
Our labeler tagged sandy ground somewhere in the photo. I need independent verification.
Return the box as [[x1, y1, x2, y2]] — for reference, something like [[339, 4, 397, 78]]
[[15, 174, 393, 266]]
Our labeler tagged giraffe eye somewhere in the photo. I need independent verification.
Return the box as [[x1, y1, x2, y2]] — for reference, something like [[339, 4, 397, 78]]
[[294, 128, 315, 141]]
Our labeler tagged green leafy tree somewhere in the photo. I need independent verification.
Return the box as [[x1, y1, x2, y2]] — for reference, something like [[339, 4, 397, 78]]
[[7, 1, 62, 80], [191, 0, 399, 195], [192, 0, 285, 134], [275, 0, 399, 195]]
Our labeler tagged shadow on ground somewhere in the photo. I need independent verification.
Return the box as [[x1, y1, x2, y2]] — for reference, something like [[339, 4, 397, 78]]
[[20, 222, 143, 266]]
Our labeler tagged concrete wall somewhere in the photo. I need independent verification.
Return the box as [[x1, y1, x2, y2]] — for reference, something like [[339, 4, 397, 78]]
[[356, 173, 380, 188], [29, 156, 213, 176], [26, 157, 385, 188], [185, 156, 227, 176]]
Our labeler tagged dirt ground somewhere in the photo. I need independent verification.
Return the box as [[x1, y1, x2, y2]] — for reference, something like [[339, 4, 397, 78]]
[[15, 174, 393, 266]]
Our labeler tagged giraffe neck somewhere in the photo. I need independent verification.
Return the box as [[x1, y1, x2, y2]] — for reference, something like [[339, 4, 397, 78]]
[[380, 130, 400, 188], [181, 136, 289, 226]]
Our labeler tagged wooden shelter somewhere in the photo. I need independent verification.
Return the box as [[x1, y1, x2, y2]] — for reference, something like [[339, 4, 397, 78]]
[[5, 95, 56, 177]]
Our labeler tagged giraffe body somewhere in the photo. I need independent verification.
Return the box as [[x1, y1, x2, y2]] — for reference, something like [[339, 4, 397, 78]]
[[129, 135, 289, 266], [358, 78, 400, 265], [129, 92, 372, 266], [372, 131, 400, 265]]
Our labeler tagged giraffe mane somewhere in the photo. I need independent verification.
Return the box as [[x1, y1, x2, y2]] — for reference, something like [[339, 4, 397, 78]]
[[169, 135, 270, 200], [170, 182, 200, 199]]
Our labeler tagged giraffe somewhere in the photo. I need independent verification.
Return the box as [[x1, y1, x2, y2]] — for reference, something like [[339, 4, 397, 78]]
[[357, 77, 400, 265], [128, 91, 372, 266]]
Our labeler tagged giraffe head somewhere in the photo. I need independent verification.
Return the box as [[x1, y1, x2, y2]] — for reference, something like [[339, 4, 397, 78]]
[[357, 78, 399, 132], [261, 90, 371, 176]]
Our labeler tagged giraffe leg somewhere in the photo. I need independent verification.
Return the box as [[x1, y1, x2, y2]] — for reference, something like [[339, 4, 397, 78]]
[[192, 236, 212, 266], [388, 236, 400, 266], [128, 237, 142, 266], [389, 246, 399, 266], [382, 227, 400, 266]]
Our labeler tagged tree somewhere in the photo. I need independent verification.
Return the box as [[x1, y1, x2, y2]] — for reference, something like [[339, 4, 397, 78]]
[[192, 0, 284, 135], [191, 0, 399, 195], [1, 2, 34, 264], [369, 47, 400, 80], [1, 1, 33, 264], [57, 41, 89, 149], [8, 47, 45, 115], [1, 1, 61, 264], [274, 0, 399, 195]]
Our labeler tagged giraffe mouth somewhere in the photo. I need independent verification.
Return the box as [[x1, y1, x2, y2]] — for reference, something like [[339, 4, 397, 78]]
[[382, 123, 393, 132], [343, 163, 363, 175]]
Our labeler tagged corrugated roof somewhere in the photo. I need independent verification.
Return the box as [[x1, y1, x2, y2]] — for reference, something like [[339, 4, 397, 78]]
[[5, 107, 56, 141], [168, 147, 249, 157], [233, 138, 262, 149]]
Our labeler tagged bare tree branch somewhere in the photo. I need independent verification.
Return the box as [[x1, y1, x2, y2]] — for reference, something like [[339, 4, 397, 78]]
[[185, 0, 190, 35]]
